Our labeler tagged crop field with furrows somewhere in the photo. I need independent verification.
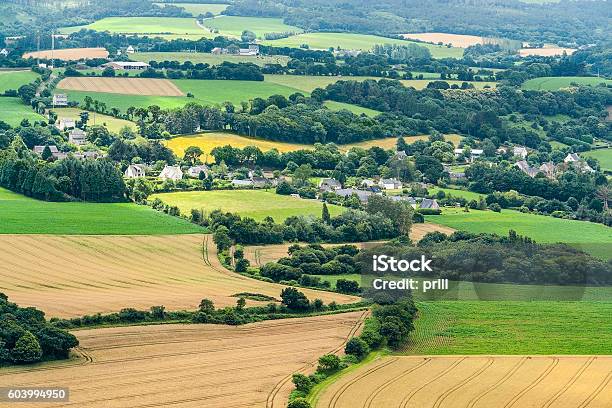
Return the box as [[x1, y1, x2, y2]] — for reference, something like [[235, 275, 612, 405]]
[[0, 311, 367, 408], [316, 355, 612, 408], [57, 77, 185, 96], [0, 234, 357, 318], [22, 47, 109, 61]]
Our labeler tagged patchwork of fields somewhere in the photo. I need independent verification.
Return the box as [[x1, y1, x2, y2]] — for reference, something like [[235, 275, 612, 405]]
[[0, 312, 366, 408], [0, 234, 356, 318]]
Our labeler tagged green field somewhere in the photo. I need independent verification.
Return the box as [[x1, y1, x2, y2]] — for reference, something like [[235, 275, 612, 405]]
[[0, 187, 203, 235], [583, 148, 612, 172], [427, 187, 484, 201], [426, 208, 612, 259], [404, 300, 612, 354], [323, 100, 381, 116], [261, 32, 464, 59], [154, 2, 228, 16], [131, 52, 290, 66], [0, 98, 45, 126], [521, 76, 612, 90], [150, 190, 345, 222], [61, 17, 211, 40], [53, 107, 136, 133], [265, 74, 377, 93], [201, 16, 302, 39], [0, 70, 39, 93]]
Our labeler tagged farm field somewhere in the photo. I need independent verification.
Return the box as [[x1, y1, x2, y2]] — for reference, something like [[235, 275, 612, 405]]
[[261, 32, 464, 59], [53, 107, 136, 133], [264, 74, 377, 93], [0, 97, 45, 126], [324, 100, 381, 116], [0, 234, 357, 318], [0, 70, 39, 93], [22, 47, 109, 61], [131, 51, 290, 66], [0, 187, 203, 235], [519, 47, 576, 57], [402, 32, 485, 48], [61, 17, 211, 40], [344, 133, 463, 150], [150, 190, 346, 222], [426, 208, 612, 259], [316, 354, 612, 408], [57, 77, 185, 96], [583, 148, 612, 172], [0, 312, 366, 407], [154, 2, 228, 16], [201, 16, 302, 38], [427, 186, 484, 201], [521, 76, 612, 90]]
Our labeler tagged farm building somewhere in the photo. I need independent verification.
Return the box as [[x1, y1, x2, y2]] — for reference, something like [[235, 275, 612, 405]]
[[379, 178, 402, 190], [187, 165, 210, 178], [231, 179, 254, 188], [159, 165, 183, 181], [319, 178, 342, 191], [564, 153, 580, 163], [52, 94, 68, 107], [513, 146, 528, 159], [454, 148, 484, 162], [361, 179, 376, 188], [420, 198, 440, 210], [68, 128, 87, 146], [101, 61, 150, 70], [124, 164, 146, 178]]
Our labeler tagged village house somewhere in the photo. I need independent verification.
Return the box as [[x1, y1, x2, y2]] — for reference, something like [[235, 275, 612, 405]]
[[52, 94, 68, 107], [449, 171, 466, 179], [563, 153, 594, 172], [231, 179, 254, 188], [187, 165, 210, 178], [389, 195, 417, 208], [514, 160, 539, 177], [319, 178, 342, 191], [0, 48, 9, 57], [124, 164, 146, 178], [361, 179, 376, 188], [334, 188, 372, 203], [454, 148, 483, 163], [159, 165, 183, 181], [101, 61, 150, 71], [68, 128, 87, 146], [538, 162, 557, 179], [33, 145, 59, 156], [564, 153, 580, 163], [126, 45, 135, 54], [513, 146, 528, 159], [378, 178, 402, 190], [420, 198, 440, 210], [394, 150, 408, 160]]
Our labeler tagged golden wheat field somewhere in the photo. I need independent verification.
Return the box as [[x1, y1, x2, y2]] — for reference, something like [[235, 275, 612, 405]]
[[402, 33, 485, 48], [23, 47, 109, 61], [0, 234, 356, 318], [57, 77, 185, 96], [317, 355, 612, 408], [0, 311, 367, 408]]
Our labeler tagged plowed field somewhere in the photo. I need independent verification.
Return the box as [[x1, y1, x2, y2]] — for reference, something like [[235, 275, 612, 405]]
[[23, 47, 109, 61], [57, 77, 184, 96], [0, 311, 366, 408], [317, 355, 612, 408], [0, 234, 356, 318]]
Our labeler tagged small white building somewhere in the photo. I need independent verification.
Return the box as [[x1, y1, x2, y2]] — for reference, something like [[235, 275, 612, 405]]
[[159, 165, 183, 181], [564, 153, 580, 163], [101, 61, 150, 70], [513, 146, 528, 159], [126, 45, 135, 54], [378, 178, 402, 190], [68, 128, 87, 146], [57, 118, 76, 131], [52, 94, 68, 107], [124, 164, 146, 178], [0, 49, 9, 57], [454, 148, 483, 162]]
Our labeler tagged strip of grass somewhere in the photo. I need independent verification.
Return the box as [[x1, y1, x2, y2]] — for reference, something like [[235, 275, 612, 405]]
[[403, 300, 612, 355], [0, 97, 45, 126], [53, 107, 136, 133], [323, 100, 381, 116], [0, 187, 204, 235], [201, 16, 302, 38], [150, 190, 345, 222], [427, 187, 484, 201], [521, 76, 612, 90]]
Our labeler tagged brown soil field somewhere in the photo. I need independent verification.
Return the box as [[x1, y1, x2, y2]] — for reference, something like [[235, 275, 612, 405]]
[[0, 311, 367, 408], [519, 47, 576, 57], [0, 234, 357, 318], [57, 77, 185, 96], [23, 48, 109, 61], [244, 224, 455, 266], [317, 355, 612, 408], [402, 33, 484, 48]]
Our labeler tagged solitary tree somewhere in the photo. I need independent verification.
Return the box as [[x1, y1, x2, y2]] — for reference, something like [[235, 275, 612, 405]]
[[183, 146, 203, 166], [322, 203, 331, 224]]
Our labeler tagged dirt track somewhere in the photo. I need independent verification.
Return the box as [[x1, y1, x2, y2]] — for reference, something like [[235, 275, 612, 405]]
[[0, 311, 367, 408], [317, 355, 612, 408], [57, 76, 184, 96], [0, 234, 357, 318]]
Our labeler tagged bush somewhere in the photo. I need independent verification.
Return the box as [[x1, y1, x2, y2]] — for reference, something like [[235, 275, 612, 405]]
[[336, 279, 360, 294], [235, 258, 250, 273], [292, 373, 313, 393], [489, 203, 502, 212], [345, 337, 369, 360], [417, 208, 442, 215], [412, 212, 425, 223], [10, 332, 42, 364], [317, 354, 341, 373], [288, 398, 311, 408]]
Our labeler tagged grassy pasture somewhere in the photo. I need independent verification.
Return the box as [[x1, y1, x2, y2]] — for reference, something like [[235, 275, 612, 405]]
[[201, 16, 302, 38], [52, 107, 136, 133], [323, 100, 381, 116], [150, 190, 345, 222], [154, 2, 228, 16], [426, 208, 612, 259], [0, 187, 203, 235], [521, 76, 612, 90], [131, 51, 290, 66], [61, 17, 211, 40], [264, 74, 377, 93], [0, 70, 39, 93], [427, 187, 484, 201], [0, 98, 45, 126], [261, 32, 464, 59], [582, 148, 612, 172]]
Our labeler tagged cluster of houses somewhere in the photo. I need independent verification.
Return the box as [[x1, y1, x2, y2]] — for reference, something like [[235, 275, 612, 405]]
[[211, 44, 260, 56], [514, 153, 594, 178], [101, 61, 150, 71], [125, 164, 211, 181], [32, 145, 103, 160]]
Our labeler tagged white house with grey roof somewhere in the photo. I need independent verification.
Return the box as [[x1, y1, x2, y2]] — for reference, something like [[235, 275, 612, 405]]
[[159, 165, 183, 181], [124, 164, 146, 178], [68, 128, 87, 146]]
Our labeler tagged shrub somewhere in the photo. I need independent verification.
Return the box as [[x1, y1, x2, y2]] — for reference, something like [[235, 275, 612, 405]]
[[288, 398, 311, 408], [11, 332, 42, 363], [336, 279, 360, 294], [345, 337, 369, 360], [292, 373, 313, 393], [317, 354, 341, 373], [489, 203, 502, 212]]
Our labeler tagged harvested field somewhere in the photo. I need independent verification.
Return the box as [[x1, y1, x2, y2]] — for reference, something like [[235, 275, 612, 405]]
[[23, 47, 109, 61], [317, 355, 612, 408], [402, 33, 485, 48], [0, 311, 367, 408], [519, 47, 576, 57], [244, 224, 454, 266], [0, 234, 357, 318], [57, 77, 185, 96]]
